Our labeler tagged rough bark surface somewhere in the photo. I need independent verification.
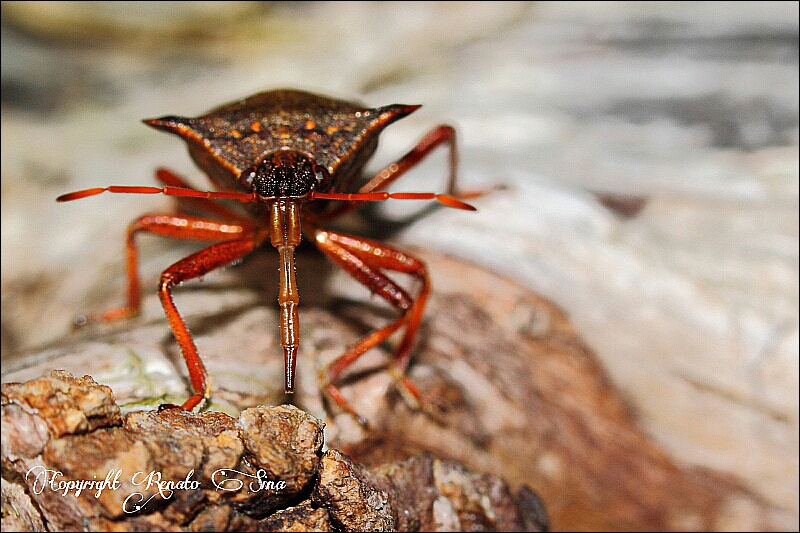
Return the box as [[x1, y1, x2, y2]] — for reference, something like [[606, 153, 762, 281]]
[[1, 370, 543, 532]]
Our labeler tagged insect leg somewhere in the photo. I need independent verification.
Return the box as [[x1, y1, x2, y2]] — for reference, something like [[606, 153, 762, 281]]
[[317, 125, 485, 221], [314, 229, 430, 423], [95, 214, 249, 322], [158, 235, 266, 410], [360, 125, 460, 195]]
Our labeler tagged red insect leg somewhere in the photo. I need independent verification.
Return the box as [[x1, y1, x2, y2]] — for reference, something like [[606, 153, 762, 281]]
[[318, 125, 481, 221], [96, 214, 251, 322], [88, 210, 263, 410], [313, 228, 429, 423], [158, 234, 267, 409], [361, 124, 459, 195]]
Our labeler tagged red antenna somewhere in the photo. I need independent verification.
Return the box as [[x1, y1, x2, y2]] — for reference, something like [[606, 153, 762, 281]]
[[57, 186, 476, 210]]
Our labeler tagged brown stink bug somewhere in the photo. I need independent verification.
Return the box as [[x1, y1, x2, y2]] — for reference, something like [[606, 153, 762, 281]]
[[58, 89, 477, 423]]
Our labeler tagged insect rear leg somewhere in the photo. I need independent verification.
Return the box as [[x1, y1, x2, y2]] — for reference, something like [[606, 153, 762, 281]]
[[318, 125, 489, 221], [314, 228, 430, 423], [158, 235, 266, 410], [94, 214, 249, 323], [360, 125, 460, 196]]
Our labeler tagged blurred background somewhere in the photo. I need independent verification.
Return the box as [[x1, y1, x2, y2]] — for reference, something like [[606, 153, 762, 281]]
[[2, 1, 797, 528]]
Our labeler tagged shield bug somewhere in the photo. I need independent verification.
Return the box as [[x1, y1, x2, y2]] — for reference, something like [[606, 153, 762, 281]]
[[58, 89, 477, 423]]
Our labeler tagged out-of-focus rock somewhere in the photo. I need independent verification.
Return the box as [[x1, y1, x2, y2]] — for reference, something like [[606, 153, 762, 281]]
[[1, 477, 45, 532]]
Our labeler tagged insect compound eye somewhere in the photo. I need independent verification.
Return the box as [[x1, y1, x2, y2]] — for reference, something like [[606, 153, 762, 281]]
[[313, 164, 331, 192], [240, 166, 258, 189]]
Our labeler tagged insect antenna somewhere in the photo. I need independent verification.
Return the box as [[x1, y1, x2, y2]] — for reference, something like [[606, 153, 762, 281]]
[[56, 186, 258, 203], [57, 187, 477, 210], [308, 191, 476, 210]]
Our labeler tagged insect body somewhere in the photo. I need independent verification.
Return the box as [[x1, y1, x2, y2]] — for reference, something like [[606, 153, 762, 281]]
[[58, 89, 474, 421]]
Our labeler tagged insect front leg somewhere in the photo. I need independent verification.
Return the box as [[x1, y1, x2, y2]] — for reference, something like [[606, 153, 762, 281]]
[[314, 228, 430, 425], [85, 213, 259, 410], [91, 214, 250, 323], [157, 235, 266, 410]]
